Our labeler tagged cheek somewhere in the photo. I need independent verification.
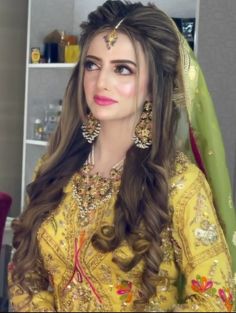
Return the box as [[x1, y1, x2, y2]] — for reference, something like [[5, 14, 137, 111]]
[[83, 75, 90, 93], [116, 81, 136, 98], [83, 73, 96, 95]]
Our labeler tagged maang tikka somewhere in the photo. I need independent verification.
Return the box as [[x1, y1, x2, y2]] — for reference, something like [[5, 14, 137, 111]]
[[81, 112, 101, 143], [103, 18, 125, 49], [133, 101, 152, 149]]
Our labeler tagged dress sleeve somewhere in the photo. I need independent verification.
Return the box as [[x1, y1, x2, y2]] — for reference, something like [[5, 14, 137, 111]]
[[8, 261, 55, 312], [171, 163, 234, 312]]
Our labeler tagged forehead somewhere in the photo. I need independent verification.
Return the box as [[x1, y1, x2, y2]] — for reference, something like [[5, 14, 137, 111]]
[[86, 31, 145, 62]]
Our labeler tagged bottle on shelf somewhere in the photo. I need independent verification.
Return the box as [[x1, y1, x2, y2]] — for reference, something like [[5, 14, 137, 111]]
[[57, 99, 63, 122], [33, 118, 44, 140], [43, 103, 61, 140], [58, 30, 66, 63], [31, 47, 41, 64]]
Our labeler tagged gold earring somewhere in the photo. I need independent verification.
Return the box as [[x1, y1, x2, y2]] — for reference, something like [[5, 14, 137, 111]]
[[133, 101, 152, 149], [81, 112, 101, 143]]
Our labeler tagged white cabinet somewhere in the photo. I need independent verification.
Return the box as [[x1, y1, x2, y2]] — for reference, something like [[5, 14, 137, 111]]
[[21, 0, 78, 209], [21, 0, 197, 210]]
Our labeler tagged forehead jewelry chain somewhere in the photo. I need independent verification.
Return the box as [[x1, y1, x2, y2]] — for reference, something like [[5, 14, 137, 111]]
[[103, 18, 125, 50]]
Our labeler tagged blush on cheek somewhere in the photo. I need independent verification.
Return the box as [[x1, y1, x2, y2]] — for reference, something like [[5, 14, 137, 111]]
[[116, 83, 136, 98]]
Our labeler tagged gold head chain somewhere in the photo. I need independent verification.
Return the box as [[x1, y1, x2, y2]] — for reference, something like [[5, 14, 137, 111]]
[[103, 18, 125, 49]]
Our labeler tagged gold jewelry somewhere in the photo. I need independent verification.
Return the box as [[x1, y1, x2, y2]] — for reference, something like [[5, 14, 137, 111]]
[[133, 101, 152, 149], [81, 112, 101, 143], [103, 18, 125, 49], [72, 145, 123, 227]]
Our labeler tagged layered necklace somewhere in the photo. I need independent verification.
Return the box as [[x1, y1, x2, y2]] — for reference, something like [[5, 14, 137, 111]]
[[72, 145, 124, 227]]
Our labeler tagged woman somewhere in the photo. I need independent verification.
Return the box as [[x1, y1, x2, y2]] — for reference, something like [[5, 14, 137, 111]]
[[8, 1, 235, 311]]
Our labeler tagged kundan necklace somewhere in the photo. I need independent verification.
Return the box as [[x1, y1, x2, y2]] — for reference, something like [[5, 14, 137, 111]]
[[72, 145, 124, 227]]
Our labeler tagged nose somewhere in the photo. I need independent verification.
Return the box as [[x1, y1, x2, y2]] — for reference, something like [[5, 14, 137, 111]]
[[96, 67, 110, 91]]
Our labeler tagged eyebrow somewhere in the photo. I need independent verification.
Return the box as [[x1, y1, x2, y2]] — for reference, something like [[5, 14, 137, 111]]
[[86, 55, 137, 67]]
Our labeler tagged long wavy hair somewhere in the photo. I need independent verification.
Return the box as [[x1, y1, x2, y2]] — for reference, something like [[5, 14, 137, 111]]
[[11, 0, 180, 308]]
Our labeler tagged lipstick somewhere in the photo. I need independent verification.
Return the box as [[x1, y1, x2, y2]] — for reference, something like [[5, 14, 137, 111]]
[[94, 95, 118, 106]]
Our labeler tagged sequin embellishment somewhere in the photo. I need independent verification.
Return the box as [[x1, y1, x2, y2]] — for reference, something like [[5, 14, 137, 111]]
[[72, 146, 123, 226], [194, 220, 218, 246]]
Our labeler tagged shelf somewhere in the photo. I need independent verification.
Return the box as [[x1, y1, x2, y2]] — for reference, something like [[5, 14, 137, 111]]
[[28, 63, 76, 69], [26, 139, 48, 146]]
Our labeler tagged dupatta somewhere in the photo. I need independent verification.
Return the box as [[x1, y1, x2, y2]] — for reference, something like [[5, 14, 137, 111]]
[[175, 31, 236, 303]]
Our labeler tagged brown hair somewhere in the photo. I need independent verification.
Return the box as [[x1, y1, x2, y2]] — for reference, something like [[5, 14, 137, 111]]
[[11, 0, 180, 308]]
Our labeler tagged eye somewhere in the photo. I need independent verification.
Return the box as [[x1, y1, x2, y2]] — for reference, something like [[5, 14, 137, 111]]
[[114, 65, 134, 75], [84, 60, 99, 71]]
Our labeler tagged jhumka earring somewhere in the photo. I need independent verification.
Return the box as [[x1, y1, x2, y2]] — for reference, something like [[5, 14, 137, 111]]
[[81, 112, 101, 143], [133, 101, 152, 149], [103, 18, 125, 49]]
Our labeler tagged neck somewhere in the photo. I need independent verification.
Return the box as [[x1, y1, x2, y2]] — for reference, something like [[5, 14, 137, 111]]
[[92, 119, 135, 175], [97, 119, 134, 157]]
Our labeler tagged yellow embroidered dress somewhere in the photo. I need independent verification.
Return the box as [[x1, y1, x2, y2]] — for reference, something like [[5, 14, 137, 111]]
[[8, 154, 234, 312]]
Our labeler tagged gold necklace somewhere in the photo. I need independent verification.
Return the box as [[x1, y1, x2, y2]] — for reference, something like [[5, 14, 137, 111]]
[[72, 146, 124, 227]]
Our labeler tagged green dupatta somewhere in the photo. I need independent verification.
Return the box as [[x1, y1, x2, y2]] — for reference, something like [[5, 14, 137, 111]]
[[176, 33, 236, 304]]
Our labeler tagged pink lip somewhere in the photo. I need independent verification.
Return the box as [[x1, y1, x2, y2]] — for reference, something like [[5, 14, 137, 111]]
[[94, 95, 118, 106]]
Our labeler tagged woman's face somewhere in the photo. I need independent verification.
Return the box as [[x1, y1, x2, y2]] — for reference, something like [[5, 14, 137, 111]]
[[83, 31, 150, 124]]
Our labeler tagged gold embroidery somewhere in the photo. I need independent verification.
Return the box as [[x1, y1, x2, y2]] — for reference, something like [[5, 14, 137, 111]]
[[170, 151, 190, 178], [173, 169, 231, 273], [172, 237, 182, 266], [161, 227, 174, 263], [98, 264, 113, 285], [72, 155, 122, 227], [38, 229, 71, 267], [156, 270, 170, 292], [190, 193, 209, 225], [208, 260, 219, 277], [170, 176, 186, 196], [87, 251, 107, 271], [144, 299, 166, 312]]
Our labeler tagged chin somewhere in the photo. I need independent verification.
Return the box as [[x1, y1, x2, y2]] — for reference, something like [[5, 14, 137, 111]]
[[90, 106, 117, 121], [93, 114, 117, 122]]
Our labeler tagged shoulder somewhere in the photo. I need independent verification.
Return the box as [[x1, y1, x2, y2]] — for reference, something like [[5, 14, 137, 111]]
[[170, 151, 203, 180], [169, 151, 211, 202]]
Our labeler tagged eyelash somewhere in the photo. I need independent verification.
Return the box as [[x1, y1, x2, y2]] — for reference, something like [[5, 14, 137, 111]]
[[84, 60, 99, 71], [114, 65, 134, 75], [84, 60, 134, 75]]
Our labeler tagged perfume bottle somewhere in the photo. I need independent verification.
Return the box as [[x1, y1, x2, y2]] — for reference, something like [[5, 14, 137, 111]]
[[44, 103, 59, 140], [33, 118, 44, 140]]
